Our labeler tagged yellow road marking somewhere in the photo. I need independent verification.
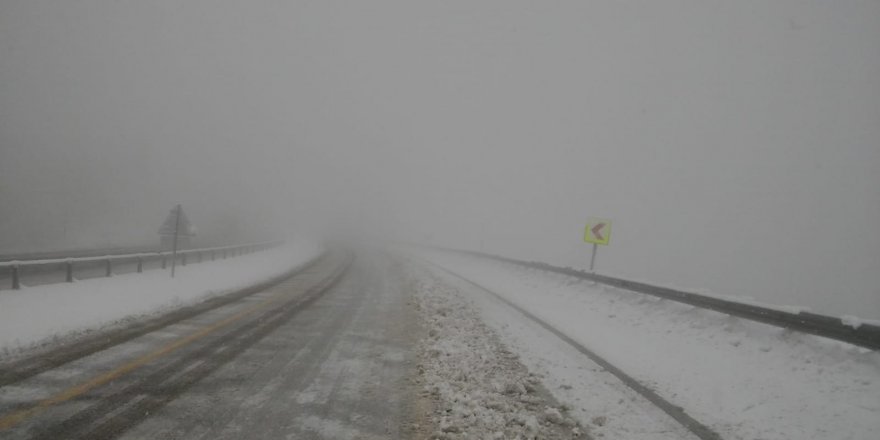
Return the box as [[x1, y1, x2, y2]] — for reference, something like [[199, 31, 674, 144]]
[[0, 292, 288, 431]]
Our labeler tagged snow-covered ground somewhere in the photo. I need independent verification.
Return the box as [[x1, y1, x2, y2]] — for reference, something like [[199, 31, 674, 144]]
[[413, 249, 880, 440], [405, 262, 584, 439], [0, 240, 322, 355]]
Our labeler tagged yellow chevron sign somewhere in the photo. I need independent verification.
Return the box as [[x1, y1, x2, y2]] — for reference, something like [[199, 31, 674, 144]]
[[584, 218, 612, 245]]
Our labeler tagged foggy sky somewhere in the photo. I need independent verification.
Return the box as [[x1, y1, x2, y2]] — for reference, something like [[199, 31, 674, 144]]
[[1, 1, 878, 318]]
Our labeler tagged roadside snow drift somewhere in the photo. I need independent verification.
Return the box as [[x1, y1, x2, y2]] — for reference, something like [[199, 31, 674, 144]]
[[406, 263, 584, 439], [0, 241, 322, 354]]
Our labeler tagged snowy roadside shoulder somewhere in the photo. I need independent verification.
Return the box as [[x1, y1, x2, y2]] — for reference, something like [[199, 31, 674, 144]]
[[405, 263, 585, 440], [0, 241, 322, 357], [415, 250, 880, 440]]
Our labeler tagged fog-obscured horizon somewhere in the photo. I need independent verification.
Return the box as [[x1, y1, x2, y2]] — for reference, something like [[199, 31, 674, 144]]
[[2, 1, 878, 318]]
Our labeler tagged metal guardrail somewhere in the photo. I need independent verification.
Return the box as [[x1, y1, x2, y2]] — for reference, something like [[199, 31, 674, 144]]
[[0, 245, 158, 264], [437, 247, 880, 351], [0, 241, 284, 290]]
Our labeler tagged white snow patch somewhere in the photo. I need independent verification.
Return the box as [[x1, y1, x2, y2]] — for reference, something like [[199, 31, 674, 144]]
[[839, 315, 880, 330], [0, 240, 322, 354], [414, 250, 880, 440]]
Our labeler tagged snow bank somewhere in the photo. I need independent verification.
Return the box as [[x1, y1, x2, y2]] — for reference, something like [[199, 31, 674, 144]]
[[406, 264, 584, 439], [416, 250, 880, 440], [0, 240, 322, 354]]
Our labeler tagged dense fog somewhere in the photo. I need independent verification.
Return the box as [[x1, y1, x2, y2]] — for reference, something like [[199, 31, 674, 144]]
[[1, 1, 878, 318]]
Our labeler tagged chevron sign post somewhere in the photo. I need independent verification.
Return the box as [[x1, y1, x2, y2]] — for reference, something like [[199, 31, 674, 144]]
[[584, 217, 612, 271]]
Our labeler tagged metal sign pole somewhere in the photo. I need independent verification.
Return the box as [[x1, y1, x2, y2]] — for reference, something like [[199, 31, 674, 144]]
[[170, 204, 181, 278], [589, 243, 598, 272]]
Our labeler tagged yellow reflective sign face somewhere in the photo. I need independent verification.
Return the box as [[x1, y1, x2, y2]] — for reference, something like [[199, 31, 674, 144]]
[[584, 218, 612, 245]]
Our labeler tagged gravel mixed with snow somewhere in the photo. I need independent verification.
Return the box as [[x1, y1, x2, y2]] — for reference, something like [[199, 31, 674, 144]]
[[408, 266, 585, 439]]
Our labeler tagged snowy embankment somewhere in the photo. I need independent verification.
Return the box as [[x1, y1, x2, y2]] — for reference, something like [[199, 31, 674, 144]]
[[405, 263, 584, 439], [414, 250, 880, 440], [0, 241, 322, 354]]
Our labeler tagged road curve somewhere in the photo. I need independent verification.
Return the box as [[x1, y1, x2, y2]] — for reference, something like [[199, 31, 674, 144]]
[[0, 251, 422, 439]]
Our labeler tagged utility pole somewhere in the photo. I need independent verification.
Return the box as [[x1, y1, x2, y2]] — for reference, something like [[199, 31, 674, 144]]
[[170, 204, 181, 278]]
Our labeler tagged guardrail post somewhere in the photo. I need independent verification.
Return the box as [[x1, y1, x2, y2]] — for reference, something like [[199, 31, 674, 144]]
[[182, 253, 187, 266], [137, 257, 143, 273], [12, 265, 20, 290], [161, 255, 167, 269], [223, 249, 227, 259], [66, 261, 74, 282], [211, 250, 215, 261], [105, 259, 112, 277], [197, 252, 202, 263]]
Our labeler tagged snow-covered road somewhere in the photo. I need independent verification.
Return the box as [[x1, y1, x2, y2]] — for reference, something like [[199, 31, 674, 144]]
[[0, 249, 596, 439], [412, 249, 880, 440], [1, 246, 877, 439]]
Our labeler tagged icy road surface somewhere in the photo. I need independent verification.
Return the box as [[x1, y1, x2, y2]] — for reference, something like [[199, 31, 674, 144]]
[[2, 247, 876, 439], [0, 252, 418, 439], [0, 251, 584, 439]]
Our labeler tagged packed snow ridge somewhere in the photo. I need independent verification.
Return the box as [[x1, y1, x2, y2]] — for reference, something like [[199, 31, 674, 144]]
[[407, 265, 585, 439]]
